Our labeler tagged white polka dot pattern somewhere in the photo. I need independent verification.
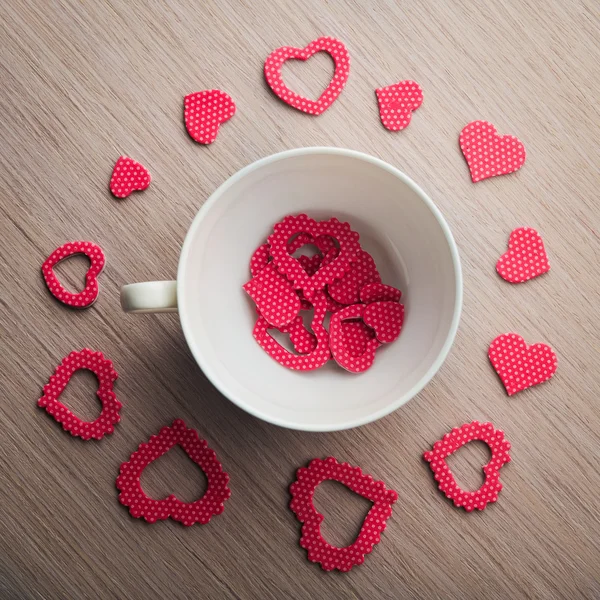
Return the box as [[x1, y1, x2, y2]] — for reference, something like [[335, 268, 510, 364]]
[[423, 421, 511, 512], [289, 457, 398, 572], [375, 80, 423, 131], [253, 292, 330, 370], [264, 37, 350, 116], [41, 240, 105, 309], [183, 89, 236, 145], [329, 250, 381, 305], [459, 120, 526, 182], [109, 155, 151, 198], [243, 262, 301, 328], [249, 243, 272, 277], [341, 320, 377, 356], [363, 301, 404, 344], [359, 282, 402, 304], [37, 349, 120, 440], [330, 304, 380, 373], [488, 333, 557, 396], [496, 227, 550, 283], [116, 419, 231, 526], [267, 214, 361, 299]]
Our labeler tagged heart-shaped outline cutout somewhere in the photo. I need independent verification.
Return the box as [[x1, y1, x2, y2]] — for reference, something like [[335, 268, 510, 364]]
[[183, 89, 236, 144], [496, 227, 550, 283], [363, 301, 405, 344], [423, 421, 511, 511], [376, 80, 423, 131], [289, 457, 398, 572], [459, 120, 526, 182], [264, 36, 350, 115], [42, 241, 105, 308], [488, 332, 557, 395], [116, 419, 231, 526], [37, 349, 120, 440], [109, 156, 151, 198]]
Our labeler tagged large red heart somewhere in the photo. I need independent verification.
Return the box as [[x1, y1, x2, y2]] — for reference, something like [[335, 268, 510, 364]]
[[42, 241, 105, 309], [423, 421, 511, 512], [459, 121, 526, 182], [116, 419, 231, 526], [37, 349, 121, 440], [488, 333, 557, 395], [289, 457, 398, 572], [496, 227, 550, 283], [184, 89, 236, 144], [328, 250, 381, 305], [363, 301, 404, 344], [109, 156, 151, 198], [376, 80, 423, 131], [264, 36, 350, 115]]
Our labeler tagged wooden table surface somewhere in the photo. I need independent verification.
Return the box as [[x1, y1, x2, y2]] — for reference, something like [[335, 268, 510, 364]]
[[1, 1, 599, 598]]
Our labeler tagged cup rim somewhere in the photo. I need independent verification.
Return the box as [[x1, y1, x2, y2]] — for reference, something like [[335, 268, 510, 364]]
[[178, 147, 463, 431]]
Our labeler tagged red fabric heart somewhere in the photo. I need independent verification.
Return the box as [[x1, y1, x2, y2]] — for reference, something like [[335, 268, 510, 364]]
[[109, 156, 151, 198], [253, 292, 330, 370], [184, 90, 236, 144], [116, 419, 231, 526], [376, 80, 423, 131], [459, 121, 526, 182], [328, 250, 381, 305], [330, 304, 380, 373], [268, 214, 361, 299], [290, 457, 398, 572], [496, 227, 550, 283], [359, 282, 402, 304], [423, 421, 511, 512], [363, 301, 404, 343], [243, 262, 301, 327], [488, 333, 557, 395], [341, 320, 377, 356], [37, 349, 120, 440], [41, 241, 105, 309], [264, 36, 350, 116]]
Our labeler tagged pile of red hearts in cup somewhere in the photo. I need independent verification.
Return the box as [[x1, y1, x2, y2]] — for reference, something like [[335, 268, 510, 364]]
[[243, 214, 404, 373]]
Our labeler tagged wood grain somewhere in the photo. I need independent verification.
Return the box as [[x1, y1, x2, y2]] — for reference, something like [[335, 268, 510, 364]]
[[1, 0, 599, 598]]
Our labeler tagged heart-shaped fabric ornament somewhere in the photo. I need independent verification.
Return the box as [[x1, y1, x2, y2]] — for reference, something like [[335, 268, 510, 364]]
[[290, 457, 398, 572], [109, 156, 151, 198], [496, 227, 550, 283], [359, 282, 402, 304], [328, 250, 381, 305], [341, 320, 377, 356], [459, 121, 526, 182], [37, 349, 120, 440], [268, 214, 361, 299], [249, 243, 272, 277], [330, 304, 381, 373], [489, 333, 557, 395], [116, 419, 231, 526], [363, 301, 404, 344], [376, 80, 423, 131], [423, 421, 511, 512], [243, 262, 301, 327], [184, 89, 236, 144], [42, 241, 105, 309], [264, 36, 350, 115], [253, 292, 330, 370]]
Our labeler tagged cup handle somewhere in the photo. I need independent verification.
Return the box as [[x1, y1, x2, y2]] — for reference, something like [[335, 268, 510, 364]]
[[120, 281, 178, 313]]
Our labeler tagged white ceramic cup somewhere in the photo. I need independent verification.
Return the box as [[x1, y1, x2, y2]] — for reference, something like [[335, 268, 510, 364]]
[[121, 147, 462, 431]]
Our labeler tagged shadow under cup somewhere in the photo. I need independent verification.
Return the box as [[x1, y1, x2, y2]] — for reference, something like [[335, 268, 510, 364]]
[[178, 148, 462, 431]]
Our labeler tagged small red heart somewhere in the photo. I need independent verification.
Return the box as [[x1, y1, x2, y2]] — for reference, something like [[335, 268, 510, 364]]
[[496, 227, 550, 283], [264, 36, 350, 116], [329, 250, 381, 305], [423, 421, 511, 512], [184, 89, 236, 144], [116, 419, 231, 526], [109, 156, 151, 198], [376, 80, 423, 131], [363, 301, 404, 344], [359, 282, 402, 304], [459, 121, 526, 182], [37, 349, 121, 440], [489, 333, 557, 395], [42, 241, 105, 309], [290, 457, 398, 572]]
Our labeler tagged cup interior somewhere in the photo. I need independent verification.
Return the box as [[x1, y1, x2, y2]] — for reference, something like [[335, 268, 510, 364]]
[[179, 148, 461, 431]]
